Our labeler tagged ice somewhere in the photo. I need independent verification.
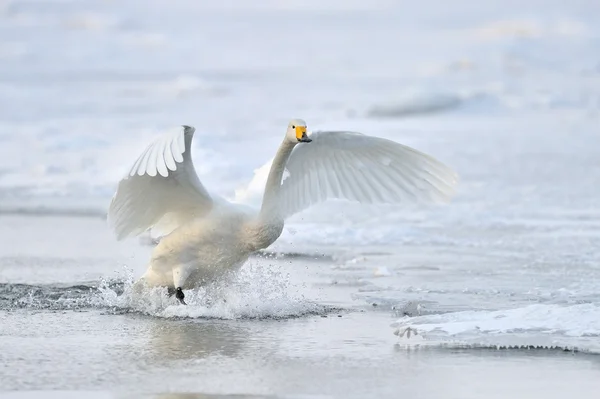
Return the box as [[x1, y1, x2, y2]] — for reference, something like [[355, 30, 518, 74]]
[[392, 303, 600, 353], [373, 266, 392, 277]]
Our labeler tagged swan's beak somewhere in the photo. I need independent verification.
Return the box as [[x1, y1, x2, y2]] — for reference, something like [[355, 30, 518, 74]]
[[296, 126, 312, 143]]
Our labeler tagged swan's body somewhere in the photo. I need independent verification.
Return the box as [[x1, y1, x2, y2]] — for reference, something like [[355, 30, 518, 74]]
[[107, 119, 458, 303]]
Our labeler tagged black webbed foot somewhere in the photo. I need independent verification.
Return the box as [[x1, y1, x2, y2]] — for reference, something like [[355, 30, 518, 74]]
[[175, 287, 186, 305]]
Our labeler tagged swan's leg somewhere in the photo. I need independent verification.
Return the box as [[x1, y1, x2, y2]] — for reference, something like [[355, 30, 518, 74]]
[[175, 287, 186, 305], [166, 286, 186, 304], [172, 265, 192, 305]]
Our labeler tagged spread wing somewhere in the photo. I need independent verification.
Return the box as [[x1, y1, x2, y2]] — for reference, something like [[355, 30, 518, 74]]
[[107, 125, 214, 240], [278, 130, 458, 220]]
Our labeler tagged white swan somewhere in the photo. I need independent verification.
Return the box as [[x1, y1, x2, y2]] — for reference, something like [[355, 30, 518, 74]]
[[107, 119, 458, 304]]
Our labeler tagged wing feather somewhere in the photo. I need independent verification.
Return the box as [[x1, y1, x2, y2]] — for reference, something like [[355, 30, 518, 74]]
[[162, 137, 176, 175], [278, 130, 458, 220], [107, 125, 213, 240]]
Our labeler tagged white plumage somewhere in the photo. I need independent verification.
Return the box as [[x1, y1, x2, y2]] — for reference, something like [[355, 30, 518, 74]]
[[107, 119, 458, 304], [108, 126, 214, 240], [277, 130, 456, 219]]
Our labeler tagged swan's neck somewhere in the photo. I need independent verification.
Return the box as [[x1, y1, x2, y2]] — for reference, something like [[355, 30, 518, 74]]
[[260, 139, 296, 222], [249, 139, 296, 250]]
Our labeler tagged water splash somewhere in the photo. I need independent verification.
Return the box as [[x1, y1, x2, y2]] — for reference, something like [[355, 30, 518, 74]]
[[0, 258, 335, 319]]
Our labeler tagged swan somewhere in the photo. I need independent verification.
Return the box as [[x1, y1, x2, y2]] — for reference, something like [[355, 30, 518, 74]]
[[107, 119, 458, 304]]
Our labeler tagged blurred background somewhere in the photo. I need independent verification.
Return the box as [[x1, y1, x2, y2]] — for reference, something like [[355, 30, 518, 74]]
[[0, 0, 599, 289], [1, 0, 600, 288], [0, 0, 598, 216]]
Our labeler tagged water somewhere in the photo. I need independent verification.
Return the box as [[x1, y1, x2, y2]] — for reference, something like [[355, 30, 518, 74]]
[[1, 0, 600, 397], [2, 215, 600, 397]]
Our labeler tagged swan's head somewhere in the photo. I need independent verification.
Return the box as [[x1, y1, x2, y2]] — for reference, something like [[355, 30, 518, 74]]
[[286, 119, 311, 143]]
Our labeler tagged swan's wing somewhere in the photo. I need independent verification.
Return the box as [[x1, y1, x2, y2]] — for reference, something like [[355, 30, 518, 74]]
[[278, 130, 458, 220], [107, 125, 213, 240]]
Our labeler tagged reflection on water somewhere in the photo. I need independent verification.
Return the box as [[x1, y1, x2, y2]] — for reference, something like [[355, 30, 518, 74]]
[[144, 319, 251, 362]]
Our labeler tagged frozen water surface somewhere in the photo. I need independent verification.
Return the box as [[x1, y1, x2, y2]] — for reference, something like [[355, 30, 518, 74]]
[[1, 0, 600, 397]]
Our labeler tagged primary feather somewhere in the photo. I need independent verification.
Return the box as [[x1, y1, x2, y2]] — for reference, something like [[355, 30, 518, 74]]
[[107, 125, 213, 240], [274, 130, 457, 219]]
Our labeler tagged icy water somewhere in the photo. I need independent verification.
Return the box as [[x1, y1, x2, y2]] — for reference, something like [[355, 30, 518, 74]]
[[2, 215, 600, 398], [2, 0, 600, 397]]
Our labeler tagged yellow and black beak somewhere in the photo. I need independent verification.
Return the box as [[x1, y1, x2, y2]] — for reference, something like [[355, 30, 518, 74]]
[[295, 126, 312, 143]]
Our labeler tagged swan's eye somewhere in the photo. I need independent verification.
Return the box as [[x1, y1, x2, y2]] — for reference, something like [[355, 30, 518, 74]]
[[291, 125, 295, 129]]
